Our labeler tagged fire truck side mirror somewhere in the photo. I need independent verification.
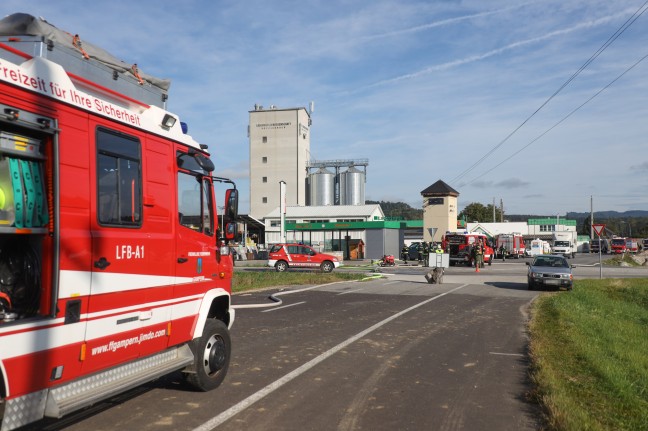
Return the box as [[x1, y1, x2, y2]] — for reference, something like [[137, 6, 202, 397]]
[[225, 188, 238, 220], [225, 222, 236, 240]]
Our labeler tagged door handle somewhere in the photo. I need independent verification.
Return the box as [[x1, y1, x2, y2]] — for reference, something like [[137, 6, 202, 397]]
[[94, 257, 111, 270], [177, 257, 188, 263]]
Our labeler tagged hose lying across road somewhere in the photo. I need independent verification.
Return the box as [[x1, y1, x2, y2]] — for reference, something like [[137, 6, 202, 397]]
[[231, 274, 385, 309]]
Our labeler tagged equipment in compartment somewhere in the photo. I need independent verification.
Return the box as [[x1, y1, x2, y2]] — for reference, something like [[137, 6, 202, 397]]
[[0, 131, 47, 322], [0, 131, 48, 229], [0, 237, 41, 321]]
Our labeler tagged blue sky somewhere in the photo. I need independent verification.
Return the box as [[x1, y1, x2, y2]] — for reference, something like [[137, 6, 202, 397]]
[[4, 1, 648, 216]]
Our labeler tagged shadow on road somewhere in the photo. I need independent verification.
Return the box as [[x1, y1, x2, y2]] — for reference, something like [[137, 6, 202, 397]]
[[484, 281, 529, 291]]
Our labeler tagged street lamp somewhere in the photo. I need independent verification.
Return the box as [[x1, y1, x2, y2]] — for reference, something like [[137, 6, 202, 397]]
[[218, 206, 225, 238]]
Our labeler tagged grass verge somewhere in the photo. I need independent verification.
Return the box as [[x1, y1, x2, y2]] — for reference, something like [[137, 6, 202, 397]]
[[232, 271, 368, 293], [603, 254, 642, 267], [528, 278, 648, 430]]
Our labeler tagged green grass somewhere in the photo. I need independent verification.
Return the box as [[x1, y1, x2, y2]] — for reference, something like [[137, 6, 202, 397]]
[[528, 278, 648, 430], [232, 271, 368, 293]]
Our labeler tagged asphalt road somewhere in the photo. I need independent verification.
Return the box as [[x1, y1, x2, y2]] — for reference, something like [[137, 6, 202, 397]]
[[30, 255, 647, 431]]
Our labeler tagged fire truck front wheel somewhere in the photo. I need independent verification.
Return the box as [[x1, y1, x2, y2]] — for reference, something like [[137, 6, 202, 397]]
[[186, 319, 231, 391], [320, 261, 334, 273]]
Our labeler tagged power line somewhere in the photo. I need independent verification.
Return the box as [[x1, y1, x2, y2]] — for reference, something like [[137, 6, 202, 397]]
[[463, 51, 648, 186], [451, 0, 648, 184]]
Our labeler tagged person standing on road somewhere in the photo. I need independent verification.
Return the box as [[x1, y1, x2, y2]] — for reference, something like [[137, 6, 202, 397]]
[[422, 241, 430, 267], [401, 244, 409, 264], [475, 241, 484, 268], [499, 244, 506, 261]]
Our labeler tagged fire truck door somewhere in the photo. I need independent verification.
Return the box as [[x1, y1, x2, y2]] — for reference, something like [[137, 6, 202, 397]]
[[174, 172, 219, 342], [86, 128, 151, 370]]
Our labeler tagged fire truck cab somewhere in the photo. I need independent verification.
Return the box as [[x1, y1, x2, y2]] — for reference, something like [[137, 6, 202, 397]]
[[0, 14, 237, 430], [610, 237, 627, 254], [442, 232, 493, 266]]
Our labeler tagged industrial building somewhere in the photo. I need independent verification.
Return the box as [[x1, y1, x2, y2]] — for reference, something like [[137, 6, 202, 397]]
[[306, 159, 368, 206], [246, 104, 377, 253], [262, 204, 425, 260], [248, 105, 311, 220]]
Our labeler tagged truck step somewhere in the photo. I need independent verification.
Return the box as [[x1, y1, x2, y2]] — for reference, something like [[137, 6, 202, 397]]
[[44, 344, 194, 419]]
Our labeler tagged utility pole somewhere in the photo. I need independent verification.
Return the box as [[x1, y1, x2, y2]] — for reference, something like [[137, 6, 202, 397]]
[[590, 195, 593, 240], [279, 181, 286, 244]]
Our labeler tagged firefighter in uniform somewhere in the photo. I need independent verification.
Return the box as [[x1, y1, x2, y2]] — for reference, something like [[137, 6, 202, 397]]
[[422, 241, 430, 266], [475, 241, 484, 268], [401, 244, 409, 264]]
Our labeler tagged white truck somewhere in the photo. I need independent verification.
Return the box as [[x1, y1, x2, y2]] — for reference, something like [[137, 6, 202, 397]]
[[552, 231, 576, 258]]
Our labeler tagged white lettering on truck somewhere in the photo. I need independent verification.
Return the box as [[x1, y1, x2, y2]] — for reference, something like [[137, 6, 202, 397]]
[[115, 245, 145, 259]]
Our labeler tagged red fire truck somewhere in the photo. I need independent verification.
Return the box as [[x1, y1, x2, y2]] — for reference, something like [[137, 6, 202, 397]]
[[442, 232, 494, 266], [0, 14, 238, 430], [495, 233, 525, 259], [610, 237, 627, 254]]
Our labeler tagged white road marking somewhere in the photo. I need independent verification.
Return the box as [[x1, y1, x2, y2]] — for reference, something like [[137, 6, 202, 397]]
[[337, 288, 365, 295], [489, 352, 525, 357], [192, 283, 469, 431], [261, 301, 306, 312]]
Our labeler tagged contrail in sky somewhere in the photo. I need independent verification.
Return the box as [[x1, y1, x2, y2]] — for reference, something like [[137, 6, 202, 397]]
[[362, 2, 535, 41], [360, 10, 633, 91]]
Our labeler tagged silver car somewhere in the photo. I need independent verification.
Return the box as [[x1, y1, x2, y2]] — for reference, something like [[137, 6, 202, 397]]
[[526, 255, 574, 290]]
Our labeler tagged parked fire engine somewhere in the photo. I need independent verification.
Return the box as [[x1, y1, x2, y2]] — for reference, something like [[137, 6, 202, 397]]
[[610, 237, 627, 254], [625, 238, 638, 254], [0, 14, 238, 430], [495, 233, 525, 259], [442, 232, 493, 266]]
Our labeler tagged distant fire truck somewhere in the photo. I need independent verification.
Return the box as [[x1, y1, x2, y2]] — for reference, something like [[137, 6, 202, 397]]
[[442, 232, 494, 266], [495, 233, 525, 259], [610, 237, 627, 254], [0, 13, 238, 430]]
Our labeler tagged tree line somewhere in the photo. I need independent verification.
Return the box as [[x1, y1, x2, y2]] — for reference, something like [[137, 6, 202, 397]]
[[370, 200, 648, 238]]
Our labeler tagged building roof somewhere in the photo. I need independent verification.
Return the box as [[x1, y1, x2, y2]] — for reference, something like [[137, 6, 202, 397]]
[[421, 180, 459, 197], [466, 222, 529, 237], [238, 214, 265, 230], [264, 204, 384, 219]]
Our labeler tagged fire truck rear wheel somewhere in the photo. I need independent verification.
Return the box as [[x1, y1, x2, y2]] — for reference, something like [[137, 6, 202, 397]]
[[187, 319, 231, 391], [275, 261, 288, 272]]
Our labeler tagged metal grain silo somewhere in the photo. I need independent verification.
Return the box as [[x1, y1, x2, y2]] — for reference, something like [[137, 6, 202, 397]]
[[338, 171, 346, 205], [309, 168, 335, 206], [341, 166, 365, 205]]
